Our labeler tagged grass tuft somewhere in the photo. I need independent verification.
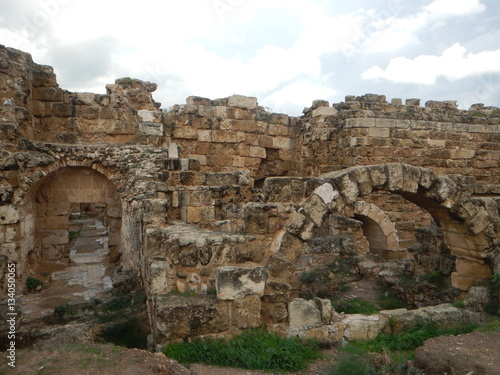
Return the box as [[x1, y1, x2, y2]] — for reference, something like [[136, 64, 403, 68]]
[[164, 328, 321, 372]]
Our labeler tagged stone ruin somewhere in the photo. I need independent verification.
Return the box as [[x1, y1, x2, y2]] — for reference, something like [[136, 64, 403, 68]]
[[0, 45, 499, 350]]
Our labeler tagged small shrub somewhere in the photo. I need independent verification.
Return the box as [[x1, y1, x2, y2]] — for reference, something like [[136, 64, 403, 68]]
[[26, 276, 44, 292], [452, 299, 465, 308], [164, 328, 321, 372], [333, 298, 379, 315], [53, 304, 75, 320], [471, 110, 486, 117]]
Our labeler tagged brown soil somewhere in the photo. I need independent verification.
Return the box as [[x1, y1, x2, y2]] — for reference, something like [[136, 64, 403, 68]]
[[414, 330, 500, 375], [1, 343, 191, 375]]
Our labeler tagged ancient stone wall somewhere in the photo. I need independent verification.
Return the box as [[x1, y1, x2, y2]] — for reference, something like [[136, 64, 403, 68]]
[[0, 46, 499, 348], [298, 95, 500, 186]]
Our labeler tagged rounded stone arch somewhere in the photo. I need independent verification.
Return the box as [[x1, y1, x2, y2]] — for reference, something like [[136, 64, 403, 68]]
[[18, 158, 126, 204], [17, 158, 141, 285], [320, 164, 496, 289], [353, 201, 401, 259], [268, 163, 497, 291]]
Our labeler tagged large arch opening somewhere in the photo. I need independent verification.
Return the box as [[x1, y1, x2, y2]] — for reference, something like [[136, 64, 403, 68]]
[[22, 166, 123, 318]]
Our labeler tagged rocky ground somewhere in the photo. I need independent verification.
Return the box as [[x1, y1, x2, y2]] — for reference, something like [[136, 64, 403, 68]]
[[414, 330, 500, 375]]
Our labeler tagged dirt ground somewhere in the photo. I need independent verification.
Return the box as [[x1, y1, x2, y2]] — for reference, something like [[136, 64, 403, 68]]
[[1, 343, 190, 375], [0, 345, 336, 375], [414, 330, 500, 375]]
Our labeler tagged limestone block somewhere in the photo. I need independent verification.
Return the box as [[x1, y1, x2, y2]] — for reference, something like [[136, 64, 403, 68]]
[[284, 211, 306, 237], [263, 280, 292, 303], [464, 286, 490, 312], [368, 127, 390, 137], [312, 107, 338, 117], [273, 231, 303, 261], [149, 259, 169, 295], [302, 194, 327, 227], [425, 175, 457, 203], [154, 296, 229, 341], [332, 173, 359, 204], [0, 206, 19, 224], [173, 127, 197, 139], [272, 137, 292, 149], [216, 266, 267, 300], [456, 258, 491, 278], [416, 304, 465, 329], [140, 122, 163, 136], [379, 308, 417, 332], [419, 167, 435, 189], [314, 297, 333, 324], [266, 255, 294, 280], [385, 163, 404, 191], [288, 298, 322, 330], [401, 164, 422, 193], [368, 165, 388, 188], [349, 167, 373, 196], [263, 177, 307, 202], [232, 295, 261, 329], [249, 146, 266, 158], [262, 302, 288, 324], [451, 273, 481, 290], [313, 183, 339, 204], [343, 314, 388, 341], [228, 95, 258, 109]]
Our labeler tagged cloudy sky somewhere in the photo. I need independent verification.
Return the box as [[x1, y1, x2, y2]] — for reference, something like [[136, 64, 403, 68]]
[[0, 0, 499, 115]]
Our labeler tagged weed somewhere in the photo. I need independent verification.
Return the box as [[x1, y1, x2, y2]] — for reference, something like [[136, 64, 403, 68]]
[[70, 343, 103, 355], [169, 288, 197, 297], [485, 273, 500, 316], [332, 298, 379, 315], [351, 323, 477, 353], [476, 317, 500, 332], [330, 323, 477, 374], [164, 328, 321, 372], [471, 111, 486, 117], [377, 290, 406, 310], [26, 276, 44, 292], [53, 304, 76, 320], [452, 299, 465, 308]]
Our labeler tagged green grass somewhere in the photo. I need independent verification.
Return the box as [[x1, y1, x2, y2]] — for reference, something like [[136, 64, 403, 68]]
[[352, 323, 478, 353], [164, 328, 321, 372], [333, 298, 379, 315], [476, 317, 500, 332], [452, 299, 465, 308]]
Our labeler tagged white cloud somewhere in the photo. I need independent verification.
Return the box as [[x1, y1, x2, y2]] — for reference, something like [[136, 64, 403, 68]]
[[361, 0, 486, 53], [264, 81, 336, 109], [362, 43, 500, 84], [424, 0, 486, 16]]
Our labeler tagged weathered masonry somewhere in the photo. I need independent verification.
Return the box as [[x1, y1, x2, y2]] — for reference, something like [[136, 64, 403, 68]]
[[0, 45, 499, 348]]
